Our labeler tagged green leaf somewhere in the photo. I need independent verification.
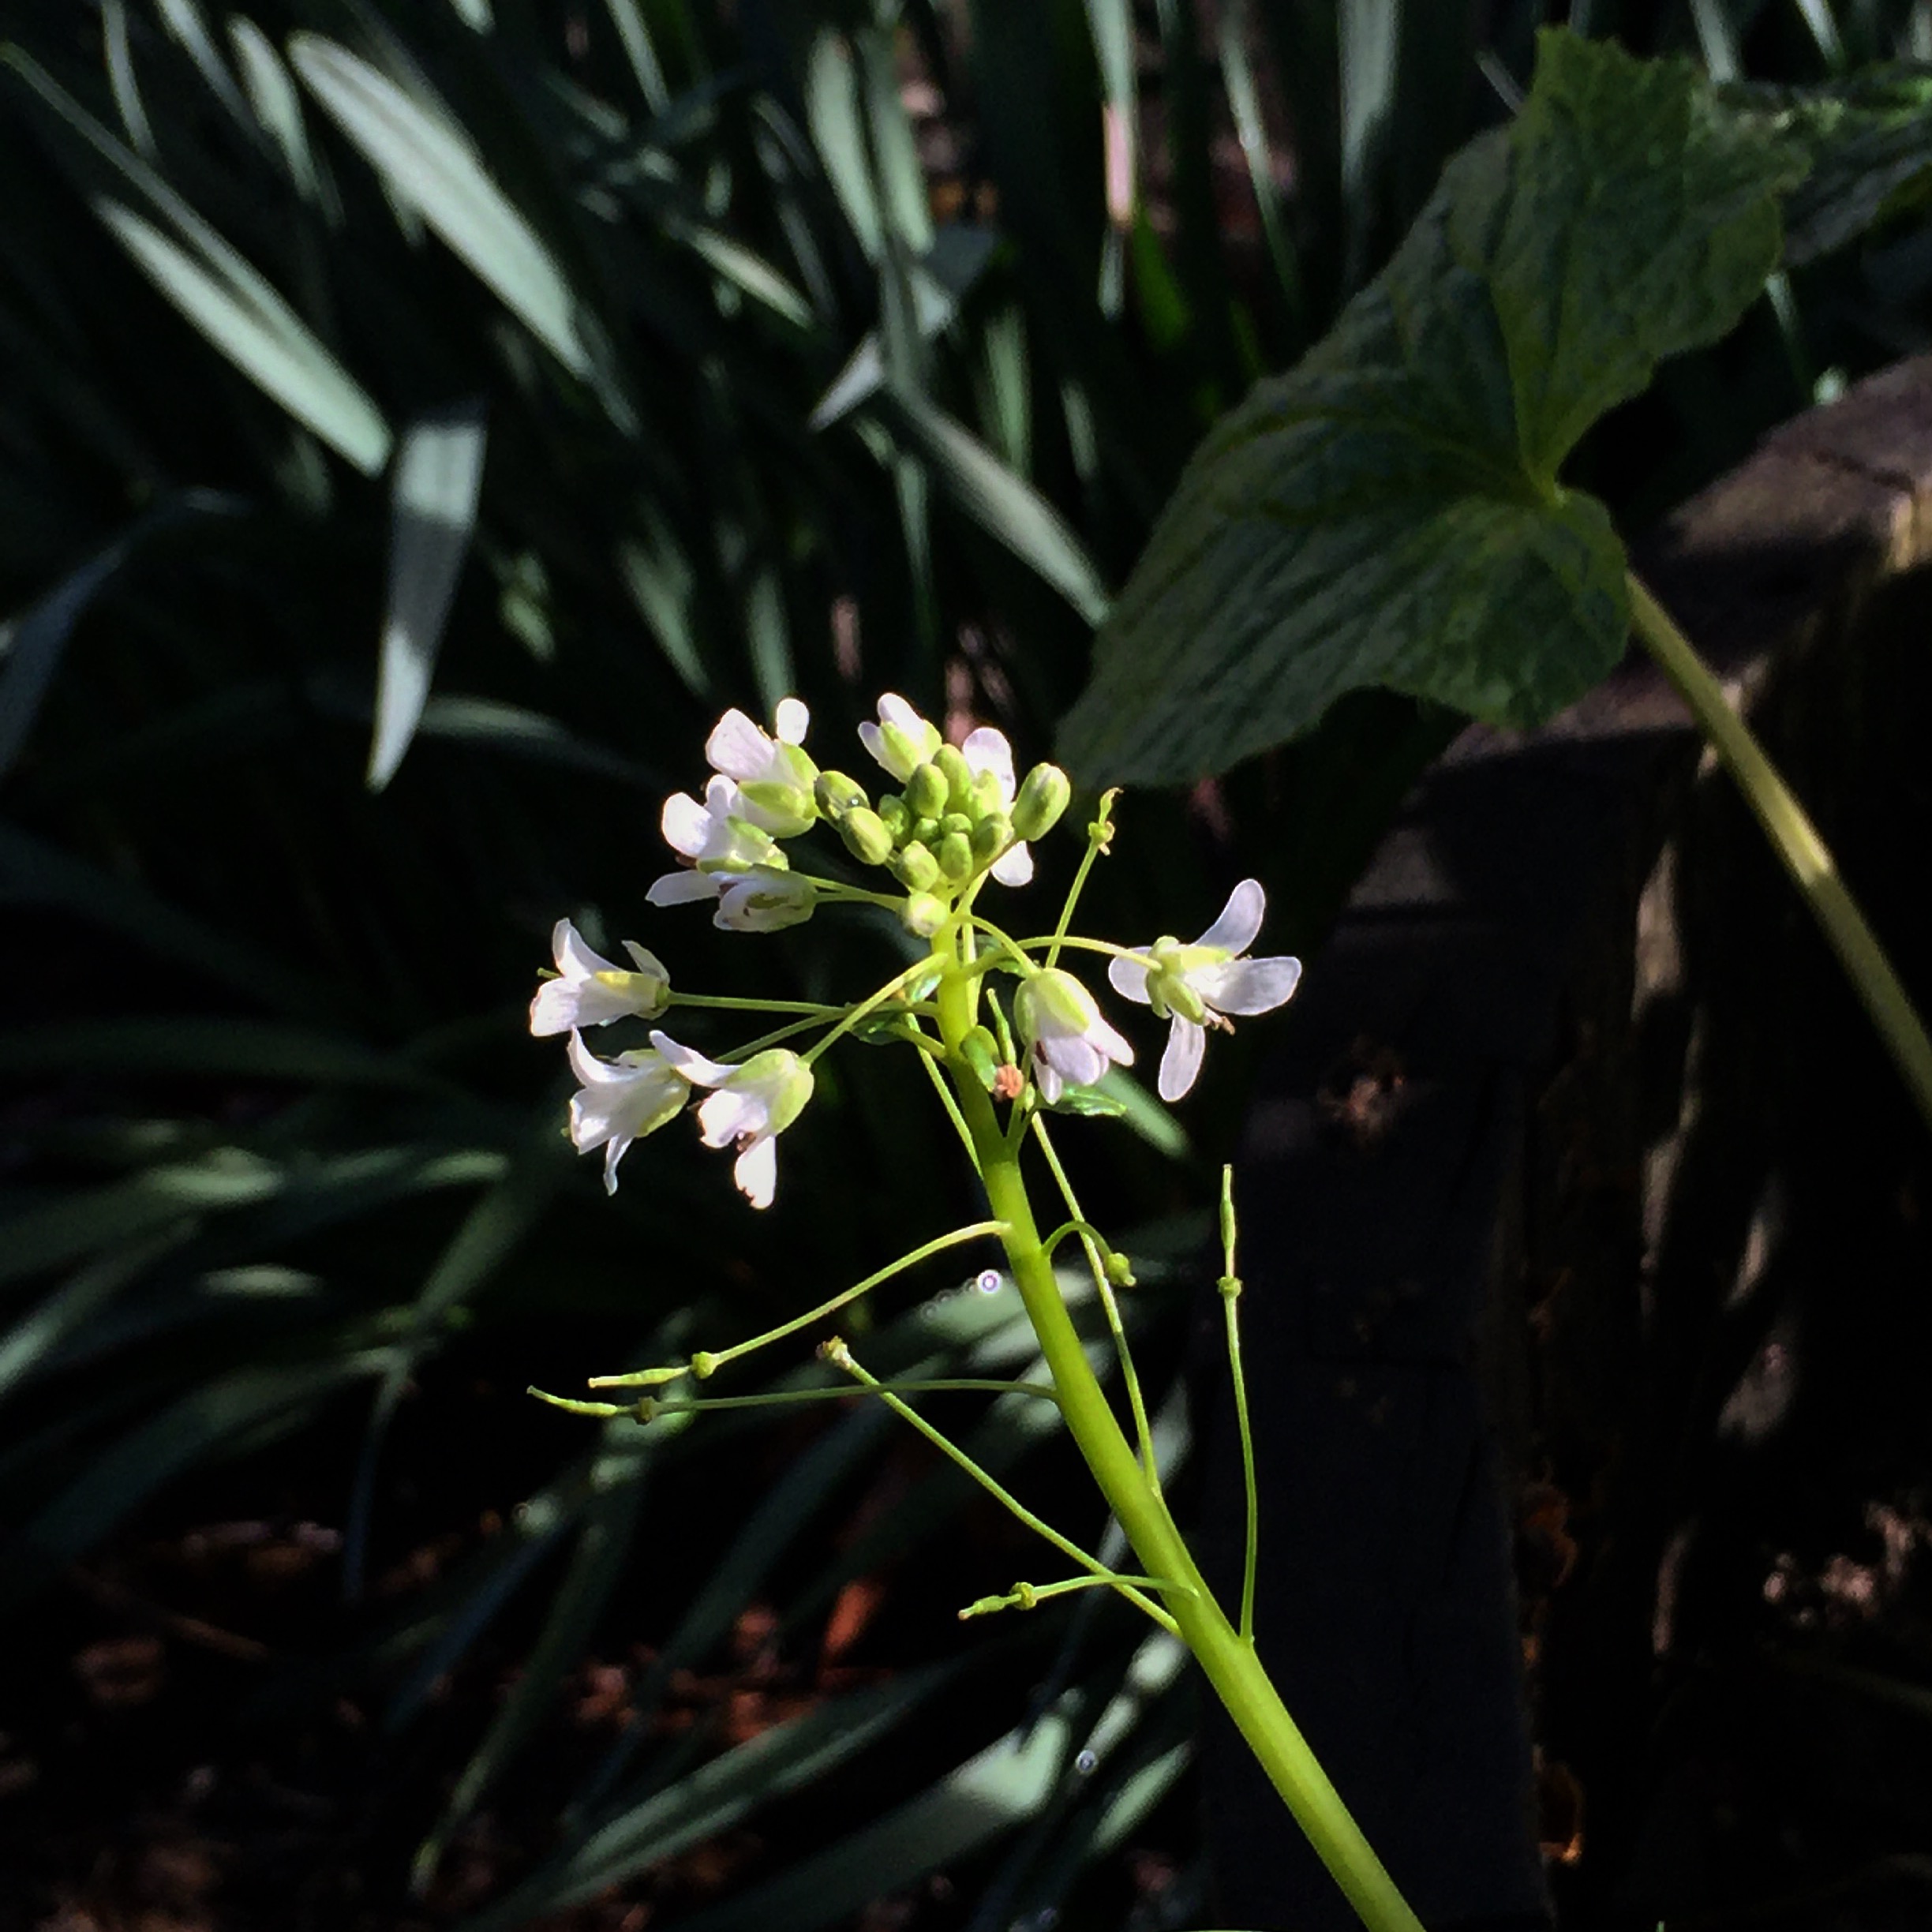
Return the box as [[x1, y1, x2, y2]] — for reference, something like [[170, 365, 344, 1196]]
[[287, 34, 597, 381], [459, 1663, 960, 1930], [0, 48, 391, 475], [1724, 68, 1932, 266], [675, 1635, 1189, 1932], [1060, 29, 1808, 785], [0, 492, 241, 779], [369, 404, 488, 790], [887, 391, 1111, 627]]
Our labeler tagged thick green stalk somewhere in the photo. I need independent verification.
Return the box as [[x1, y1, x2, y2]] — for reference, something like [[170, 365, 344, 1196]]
[[934, 961, 1423, 1932], [1627, 571, 1932, 1135]]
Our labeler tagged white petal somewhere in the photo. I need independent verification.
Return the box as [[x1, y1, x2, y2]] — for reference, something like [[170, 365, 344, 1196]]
[[733, 1135, 777, 1208], [1043, 1034, 1106, 1090], [567, 1032, 629, 1087], [1196, 955, 1303, 1017], [960, 725, 1015, 796], [661, 792, 712, 858], [990, 841, 1033, 888], [552, 918, 617, 980], [648, 1032, 736, 1088], [601, 1133, 632, 1193], [536, 977, 631, 1034], [697, 1088, 759, 1149], [622, 941, 668, 979], [1159, 1017, 1206, 1102], [877, 693, 922, 732], [1196, 878, 1267, 956], [1032, 1055, 1063, 1105], [705, 710, 773, 781], [1106, 952, 1154, 1005], [1088, 1012, 1134, 1065], [530, 979, 578, 1036], [774, 697, 810, 743], [857, 720, 886, 768], [647, 868, 720, 905]]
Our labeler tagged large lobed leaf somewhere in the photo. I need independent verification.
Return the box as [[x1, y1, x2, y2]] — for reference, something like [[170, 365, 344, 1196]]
[[1059, 28, 1809, 786]]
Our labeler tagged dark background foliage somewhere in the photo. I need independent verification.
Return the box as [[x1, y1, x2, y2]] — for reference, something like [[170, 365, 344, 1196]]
[[4, 2, 1932, 1926]]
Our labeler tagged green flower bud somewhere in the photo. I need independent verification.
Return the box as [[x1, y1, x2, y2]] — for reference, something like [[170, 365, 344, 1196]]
[[837, 806, 895, 866], [972, 767, 1005, 816], [901, 890, 947, 938], [933, 743, 974, 808], [959, 1025, 1002, 1091], [972, 813, 1013, 863], [937, 830, 974, 884], [814, 769, 870, 818], [1103, 1250, 1136, 1289], [877, 793, 910, 839], [911, 815, 942, 848], [889, 840, 940, 892], [905, 762, 949, 820], [1012, 762, 1072, 841]]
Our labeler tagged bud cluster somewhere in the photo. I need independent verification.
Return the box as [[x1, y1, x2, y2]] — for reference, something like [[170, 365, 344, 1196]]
[[816, 697, 1070, 936]]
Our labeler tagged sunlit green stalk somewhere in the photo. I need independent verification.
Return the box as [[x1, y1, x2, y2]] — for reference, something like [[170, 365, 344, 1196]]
[[586, 1219, 1005, 1388], [825, 1339, 1180, 1634], [1029, 1114, 1160, 1490], [932, 947, 1424, 1932], [1627, 571, 1932, 1134], [1219, 1165, 1260, 1645]]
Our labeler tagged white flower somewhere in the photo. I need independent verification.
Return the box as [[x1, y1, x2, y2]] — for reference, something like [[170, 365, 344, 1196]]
[[565, 1033, 687, 1193], [650, 1032, 814, 1209], [1013, 968, 1134, 1105], [648, 773, 788, 908], [530, 919, 670, 1036], [706, 698, 818, 837], [1106, 879, 1302, 1101], [959, 724, 1033, 887], [857, 692, 942, 784], [715, 867, 817, 933]]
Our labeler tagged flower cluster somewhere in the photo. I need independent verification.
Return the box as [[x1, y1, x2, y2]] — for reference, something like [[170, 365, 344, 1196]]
[[530, 691, 1301, 1207]]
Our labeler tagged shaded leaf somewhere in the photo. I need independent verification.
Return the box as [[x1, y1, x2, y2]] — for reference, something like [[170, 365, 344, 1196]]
[[288, 35, 597, 383], [369, 404, 488, 790], [1061, 30, 1808, 785]]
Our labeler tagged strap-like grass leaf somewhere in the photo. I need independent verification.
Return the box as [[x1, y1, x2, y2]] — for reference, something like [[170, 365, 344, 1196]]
[[1, 49, 391, 475], [462, 1661, 960, 1929], [888, 392, 1110, 626], [676, 1635, 1188, 1932], [369, 403, 488, 790], [289, 33, 595, 380], [1061, 29, 1809, 784], [0, 1016, 441, 1088], [0, 1345, 402, 1610], [227, 15, 335, 214], [0, 492, 240, 780], [805, 28, 879, 260]]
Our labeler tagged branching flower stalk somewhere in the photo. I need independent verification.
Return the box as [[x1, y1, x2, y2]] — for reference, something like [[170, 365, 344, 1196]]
[[527, 693, 1425, 1932]]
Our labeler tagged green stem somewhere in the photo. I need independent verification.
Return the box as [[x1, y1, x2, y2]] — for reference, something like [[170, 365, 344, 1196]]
[[931, 966, 1424, 1932], [826, 1339, 1179, 1634], [1627, 571, 1932, 1135], [803, 959, 942, 1065], [667, 991, 837, 1017], [960, 1572, 1195, 1619], [1219, 1166, 1260, 1646], [586, 1219, 1005, 1387], [1029, 1116, 1161, 1490], [1045, 788, 1118, 969], [530, 1376, 1058, 1419]]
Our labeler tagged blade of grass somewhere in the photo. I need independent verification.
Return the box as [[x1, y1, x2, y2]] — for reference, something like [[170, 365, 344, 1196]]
[[369, 403, 488, 791], [288, 34, 597, 382]]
